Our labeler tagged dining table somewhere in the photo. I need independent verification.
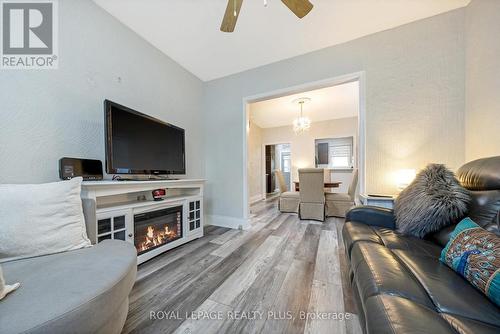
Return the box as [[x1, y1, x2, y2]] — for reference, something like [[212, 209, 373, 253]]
[[293, 181, 342, 192]]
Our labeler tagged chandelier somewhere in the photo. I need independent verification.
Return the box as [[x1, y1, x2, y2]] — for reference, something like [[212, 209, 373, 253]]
[[292, 97, 311, 134]]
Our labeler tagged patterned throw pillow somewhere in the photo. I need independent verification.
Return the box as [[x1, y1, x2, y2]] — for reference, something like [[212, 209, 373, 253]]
[[440, 217, 500, 306]]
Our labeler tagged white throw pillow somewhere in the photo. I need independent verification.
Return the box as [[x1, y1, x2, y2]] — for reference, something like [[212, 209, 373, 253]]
[[0, 177, 91, 263]]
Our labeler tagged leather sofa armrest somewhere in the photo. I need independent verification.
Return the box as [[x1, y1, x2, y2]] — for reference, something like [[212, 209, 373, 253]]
[[346, 206, 396, 229]]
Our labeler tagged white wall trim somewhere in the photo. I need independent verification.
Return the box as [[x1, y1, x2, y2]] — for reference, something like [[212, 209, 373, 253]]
[[358, 71, 367, 196], [206, 214, 250, 230], [243, 71, 367, 215], [242, 103, 251, 220]]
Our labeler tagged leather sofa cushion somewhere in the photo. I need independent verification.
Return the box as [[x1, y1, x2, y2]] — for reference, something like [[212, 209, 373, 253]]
[[343, 222, 382, 255], [457, 156, 500, 191], [346, 206, 396, 229], [374, 228, 441, 257], [343, 222, 441, 259], [441, 314, 500, 334], [427, 224, 457, 247], [468, 190, 500, 231], [364, 289, 500, 334], [350, 242, 434, 309], [364, 295, 456, 334], [393, 250, 500, 327]]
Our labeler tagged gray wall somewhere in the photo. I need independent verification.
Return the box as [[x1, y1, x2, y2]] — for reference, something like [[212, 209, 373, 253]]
[[0, 0, 204, 183], [204, 9, 465, 225], [465, 0, 500, 161]]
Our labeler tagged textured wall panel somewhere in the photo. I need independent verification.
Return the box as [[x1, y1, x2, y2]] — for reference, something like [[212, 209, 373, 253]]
[[204, 9, 466, 218], [465, 0, 500, 161]]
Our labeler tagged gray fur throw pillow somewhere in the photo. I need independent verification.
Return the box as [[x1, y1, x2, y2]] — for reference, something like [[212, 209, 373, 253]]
[[395, 164, 470, 238]]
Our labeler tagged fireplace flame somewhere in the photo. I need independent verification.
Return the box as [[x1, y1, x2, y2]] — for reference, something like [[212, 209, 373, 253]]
[[139, 225, 177, 252]]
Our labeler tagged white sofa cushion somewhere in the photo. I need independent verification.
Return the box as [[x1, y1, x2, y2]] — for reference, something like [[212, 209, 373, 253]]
[[0, 177, 91, 263]]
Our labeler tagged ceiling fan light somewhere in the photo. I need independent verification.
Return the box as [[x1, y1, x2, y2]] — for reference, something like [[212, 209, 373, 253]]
[[221, 0, 314, 33]]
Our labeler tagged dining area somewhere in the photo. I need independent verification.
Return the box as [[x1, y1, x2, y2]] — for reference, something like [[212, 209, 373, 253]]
[[276, 168, 358, 221]]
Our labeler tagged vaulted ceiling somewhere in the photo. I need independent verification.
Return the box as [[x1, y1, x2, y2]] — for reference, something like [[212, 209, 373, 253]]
[[93, 0, 470, 81]]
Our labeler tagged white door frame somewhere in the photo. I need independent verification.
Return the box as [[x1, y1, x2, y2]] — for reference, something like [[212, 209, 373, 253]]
[[261, 142, 293, 200], [243, 71, 367, 218]]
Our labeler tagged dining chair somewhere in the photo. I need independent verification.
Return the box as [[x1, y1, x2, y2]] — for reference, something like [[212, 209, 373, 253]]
[[275, 170, 299, 213], [325, 169, 358, 217], [298, 168, 325, 221]]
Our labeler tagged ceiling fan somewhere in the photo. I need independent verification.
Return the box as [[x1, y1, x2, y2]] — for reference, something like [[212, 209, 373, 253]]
[[221, 0, 314, 32]]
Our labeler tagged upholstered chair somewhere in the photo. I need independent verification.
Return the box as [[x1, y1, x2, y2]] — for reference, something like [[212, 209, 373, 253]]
[[275, 170, 299, 213], [325, 169, 358, 218], [298, 168, 325, 221]]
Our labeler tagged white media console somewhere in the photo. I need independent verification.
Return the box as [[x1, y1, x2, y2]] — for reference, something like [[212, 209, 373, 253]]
[[81, 179, 205, 264]]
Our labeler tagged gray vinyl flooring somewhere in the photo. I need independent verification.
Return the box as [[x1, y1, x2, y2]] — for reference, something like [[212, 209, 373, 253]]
[[122, 198, 362, 334]]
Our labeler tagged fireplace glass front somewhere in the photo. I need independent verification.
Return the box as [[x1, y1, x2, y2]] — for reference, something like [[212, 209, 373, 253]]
[[134, 206, 183, 255]]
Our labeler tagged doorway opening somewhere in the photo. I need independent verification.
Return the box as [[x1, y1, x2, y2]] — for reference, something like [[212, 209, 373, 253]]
[[264, 143, 292, 198], [244, 72, 366, 218]]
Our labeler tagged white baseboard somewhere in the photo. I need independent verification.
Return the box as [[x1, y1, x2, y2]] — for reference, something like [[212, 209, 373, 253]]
[[206, 214, 251, 230], [249, 194, 265, 204]]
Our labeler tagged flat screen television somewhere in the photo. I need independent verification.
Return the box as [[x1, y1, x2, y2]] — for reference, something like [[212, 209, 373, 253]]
[[105, 100, 185, 175]]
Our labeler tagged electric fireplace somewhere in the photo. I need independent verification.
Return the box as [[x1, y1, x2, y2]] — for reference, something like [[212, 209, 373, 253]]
[[134, 206, 183, 255]]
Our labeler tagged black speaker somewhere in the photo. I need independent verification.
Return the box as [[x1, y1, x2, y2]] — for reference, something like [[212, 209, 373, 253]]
[[59, 157, 103, 180]]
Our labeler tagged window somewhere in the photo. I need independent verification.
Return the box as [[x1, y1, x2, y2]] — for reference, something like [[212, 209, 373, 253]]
[[282, 153, 291, 173], [329, 143, 352, 168], [315, 137, 354, 169]]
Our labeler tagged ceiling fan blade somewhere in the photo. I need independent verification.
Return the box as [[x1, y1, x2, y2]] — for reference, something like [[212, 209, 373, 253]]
[[281, 0, 313, 18], [220, 0, 243, 32]]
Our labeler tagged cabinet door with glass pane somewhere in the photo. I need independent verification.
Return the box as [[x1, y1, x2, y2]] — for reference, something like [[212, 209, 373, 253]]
[[95, 209, 132, 243], [187, 197, 203, 235]]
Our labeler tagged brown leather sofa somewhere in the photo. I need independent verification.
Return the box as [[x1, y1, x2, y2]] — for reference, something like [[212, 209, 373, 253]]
[[343, 156, 500, 334]]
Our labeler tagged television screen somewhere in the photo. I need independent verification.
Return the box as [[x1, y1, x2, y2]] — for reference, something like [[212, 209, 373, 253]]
[[105, 100, 185, 175]]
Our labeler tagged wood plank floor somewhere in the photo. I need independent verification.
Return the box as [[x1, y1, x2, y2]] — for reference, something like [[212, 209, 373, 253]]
[[122, 198, 362, 334]]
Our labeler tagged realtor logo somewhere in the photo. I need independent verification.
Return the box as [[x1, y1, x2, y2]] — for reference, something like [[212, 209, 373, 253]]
[[1, 0, 58, 69]]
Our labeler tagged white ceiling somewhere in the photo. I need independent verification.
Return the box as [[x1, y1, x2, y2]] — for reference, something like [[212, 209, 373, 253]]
[[93, 0, 470, 81], [250, 81, 359, 128]]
